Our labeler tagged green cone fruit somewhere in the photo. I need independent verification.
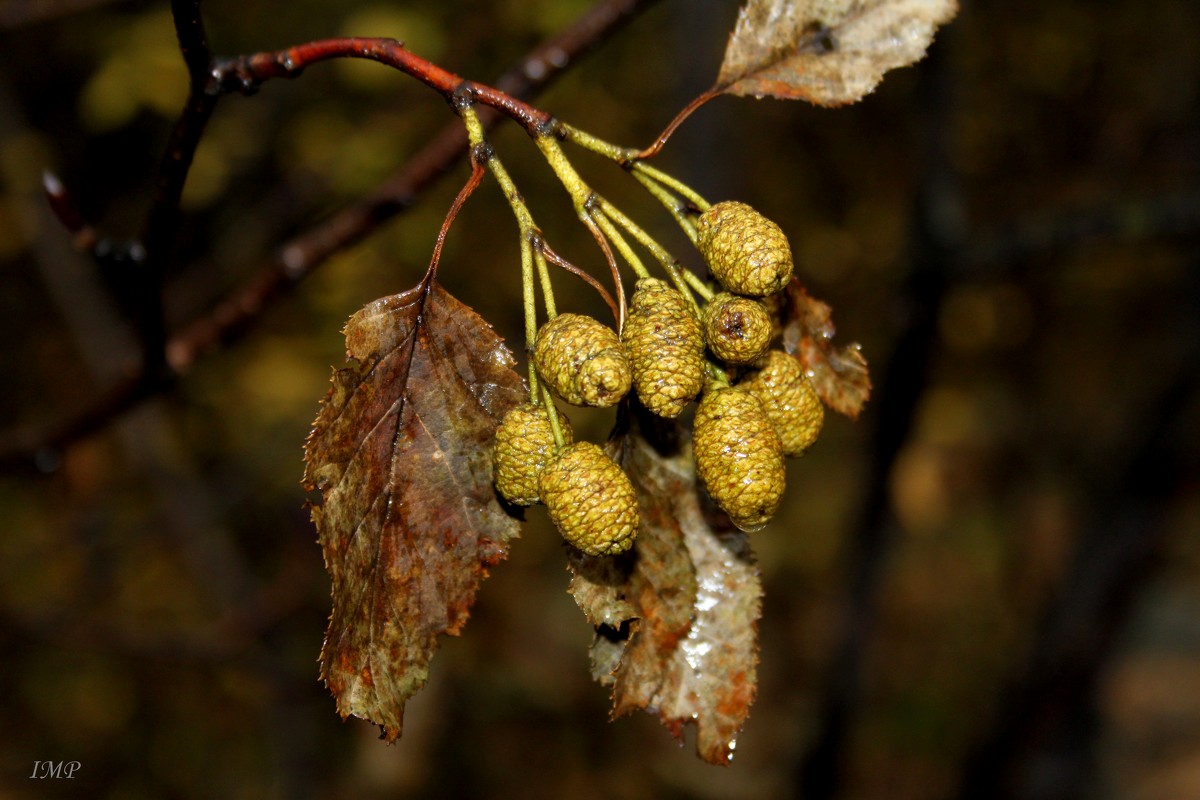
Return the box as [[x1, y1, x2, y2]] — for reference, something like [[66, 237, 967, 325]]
[[622, 277, 705, 418], [539, 441, 639, 556], [703, 292, 773, 365], [739, 350, 824, 457], [535, 314, 631, 408], [493, 403, 574, 505], [693, 386, 785, 532], [696, 201, 793, 297]]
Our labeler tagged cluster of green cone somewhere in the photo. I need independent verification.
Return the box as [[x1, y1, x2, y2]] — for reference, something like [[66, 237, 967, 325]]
[[493, 201, 825, 553]]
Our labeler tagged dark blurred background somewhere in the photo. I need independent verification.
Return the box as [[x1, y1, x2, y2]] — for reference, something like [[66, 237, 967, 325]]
[[1, 0, 1198, 798]]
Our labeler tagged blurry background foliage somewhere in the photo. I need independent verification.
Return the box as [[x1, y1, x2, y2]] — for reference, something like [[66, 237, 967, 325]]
[[1, 0, 1198, 798]]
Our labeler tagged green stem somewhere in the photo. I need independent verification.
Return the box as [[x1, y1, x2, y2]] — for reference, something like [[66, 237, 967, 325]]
[[520, 234, 539, 403], [461, 104, 558, 326], [705, 360, 730, 388], [540, 384, 567, 450], [539, 129, 713, 320], [598, 200, 703, 315], [536, 133, 646, 320], [536, 132, 594, 210], [597, 198, 671, 266], [533, 246, 557, 319], [561, 121, 708, 242], [633, 161, 711, 211], [559, 122, 639, 162], [632, 170, 699, 243], [682, 268, 714, 301]]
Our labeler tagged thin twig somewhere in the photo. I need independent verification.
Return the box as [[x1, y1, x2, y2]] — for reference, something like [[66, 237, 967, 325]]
[[213, 38, 553, 134], [579, 213, 626, 329], [797, 41, 961, 800], [540, 242, 620, 324]]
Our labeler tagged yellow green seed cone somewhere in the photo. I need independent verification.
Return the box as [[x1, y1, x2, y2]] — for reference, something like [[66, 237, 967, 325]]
[[622, 277, 705, 418], [702, 292, 773, 365], [535, 313, 631, 408], [493, 403, 574, 505], [539, 441, 639, 556], [739, 350, 824, 457], [693, 386, 785, 532], [696, 201, 793, 297]]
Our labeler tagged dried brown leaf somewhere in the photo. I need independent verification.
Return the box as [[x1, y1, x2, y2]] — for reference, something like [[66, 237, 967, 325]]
[[717, 0, 958, 105], [566, 547, 637, 629], [568, 412, 762, 764], [781, 278, 871, 419], [303, 279, 525, 741]]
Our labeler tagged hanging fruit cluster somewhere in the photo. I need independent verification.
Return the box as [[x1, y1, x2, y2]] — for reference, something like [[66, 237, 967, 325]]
[[489, 177, 827, 552]]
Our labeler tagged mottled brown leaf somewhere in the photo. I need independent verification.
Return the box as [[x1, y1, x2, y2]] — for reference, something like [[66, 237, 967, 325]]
[[781, 278, 871, 419], [568, 412, 762, 764], [303, 279, 525, 741], [566, 547, 636, 629], [717, 0, 958, 105]]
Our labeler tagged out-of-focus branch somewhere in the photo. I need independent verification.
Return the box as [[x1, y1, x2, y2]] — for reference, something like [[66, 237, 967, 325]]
[[0, 0, 661, 471], [40, 1, 219, 377], [797, 38, 963, 799], [125, 0, 218, 374], [170, 0, 210, 84]]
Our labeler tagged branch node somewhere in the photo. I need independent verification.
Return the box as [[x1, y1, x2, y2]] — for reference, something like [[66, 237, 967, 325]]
[[471, 141, 495, 165], [451, 82, 477, 111]]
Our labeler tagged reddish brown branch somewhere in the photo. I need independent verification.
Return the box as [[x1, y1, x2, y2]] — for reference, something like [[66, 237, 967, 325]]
[[213, 38, 552, 134], [3, 0, 661, 470]]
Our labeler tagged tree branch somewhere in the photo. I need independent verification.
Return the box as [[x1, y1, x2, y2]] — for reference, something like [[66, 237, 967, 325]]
[[213, 38, 554, 134], [1, 0, 661, 471], [797, 39, 963, 799], [125, 0, 219, 374]]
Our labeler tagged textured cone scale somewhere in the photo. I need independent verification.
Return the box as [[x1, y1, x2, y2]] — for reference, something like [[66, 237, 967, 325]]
[[693, 386, 785, 532], [622, 277, 706, 418], [535, 314, 631, 407], [539, 442, 639, 556], [703, 292, 773, 365], [739, 350, 824, 457], [696, 201, 793, 296], [492, 403, 574, 505]]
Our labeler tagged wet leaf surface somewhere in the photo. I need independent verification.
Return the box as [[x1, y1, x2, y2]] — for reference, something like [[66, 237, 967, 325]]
[[568, 410, 763, 764], [717, 0, 958, 105], [303, 279, 525, 741], [782, 278, 872, 419]]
